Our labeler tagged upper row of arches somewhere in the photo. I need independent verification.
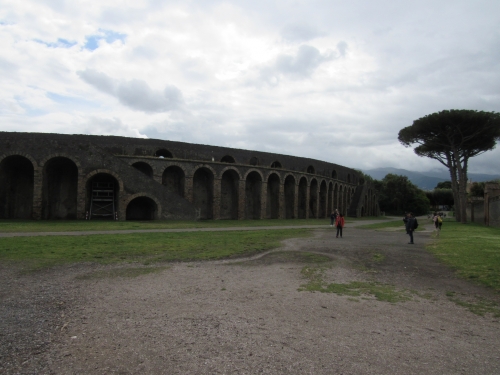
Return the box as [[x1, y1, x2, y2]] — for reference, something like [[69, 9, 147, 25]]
[[146, 149, 358, 183]]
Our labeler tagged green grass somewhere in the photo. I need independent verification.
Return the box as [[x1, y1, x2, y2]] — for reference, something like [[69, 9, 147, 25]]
[[0, 229, 312, 270], [298, 266, 412, 303], [427, 221, 500, 292], [0, 219, 333, 233]]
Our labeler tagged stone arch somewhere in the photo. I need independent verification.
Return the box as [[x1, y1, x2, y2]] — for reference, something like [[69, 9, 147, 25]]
[[249, 157, 259, 166], [193, 167, 214, 220], [245, 171, 262, 219], [307, 165, 315, 174], [125, 193, 160, 220], [191, 164, 217, 178], [333, 183, 339, 211], [220, 155, 236, 163], [332, 170, 337, 179], [219, 166, 243, 180], [284, 174, 296, 219], [319, 180, 327, 218], [327, 182, 333, 215], [298, 177, 308, 219], [309, 178, 318, 218], [347, 173, 351, 183], [220, 169, 239, 220], [338, 185, 344, 214], [42, 156, 78, 219], [85, 171, 122, 219], [132, 161, 154, 178], [155, 149, 173, 158], [243, 168, 264, 181], [267, 173, 280, 219], [0, 155, 35, 219], [162, 165, 185, 197], [270, 161, 282, 169]]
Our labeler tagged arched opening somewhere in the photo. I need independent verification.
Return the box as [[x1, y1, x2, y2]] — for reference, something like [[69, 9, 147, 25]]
[[332, 170, 337, 179], [132, 162, 153, 178], [309, 179, 318, 218], [319, 181, 327, 218], [162, 166, 185, 197], [155, 149, 173, 158], [220, 155, 235, 163], [270, 161, 282, 169], [344, 189, 348, 214], [347, 174, 351, 183], [126, 196, 157, 220], [245, 171, 262, 219], [193, 168, 214, 220], [284, 175, 295, 219], [249, 157, 259, 166], [220, 170, 239, 220], [333, 184, 339, 211], [307, 165, 315, 174], [266, 173, 280, 219], [327, 182, 333, 216], [359, 177, 365, 185], [86, 173, 119, 220], [298, 177, 307, 219], [338, 185, 343, 214], [42, 157, 78, 219], [0, 155, 34, 219], [361, 206, 365, 217]]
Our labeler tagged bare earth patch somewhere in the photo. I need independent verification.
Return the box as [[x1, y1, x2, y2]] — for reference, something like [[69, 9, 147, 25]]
[[1, 225, 500, 374]]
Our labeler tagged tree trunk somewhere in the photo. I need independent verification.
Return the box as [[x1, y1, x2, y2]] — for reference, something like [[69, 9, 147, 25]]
[[453, 148, 468, 224], [446, 155, 461, 222]]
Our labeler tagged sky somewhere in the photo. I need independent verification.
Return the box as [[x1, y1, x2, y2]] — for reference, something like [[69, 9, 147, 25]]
[[1, 0, 500, 175]]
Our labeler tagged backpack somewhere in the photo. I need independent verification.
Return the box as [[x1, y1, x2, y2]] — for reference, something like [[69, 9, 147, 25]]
[[437, 216, 443, 223], [413, 218, 419, 229]]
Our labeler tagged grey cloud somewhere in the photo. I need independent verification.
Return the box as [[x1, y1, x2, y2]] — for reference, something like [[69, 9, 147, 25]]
[[259, 44, 345, 85], [281, 24, 326, 42], [77, 69, 183, 113]]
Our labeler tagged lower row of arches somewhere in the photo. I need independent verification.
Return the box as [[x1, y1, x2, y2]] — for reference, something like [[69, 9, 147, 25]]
[[0, 155, 357, 220]]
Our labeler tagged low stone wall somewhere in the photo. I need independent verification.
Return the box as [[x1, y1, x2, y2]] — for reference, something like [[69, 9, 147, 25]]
[[489, 196, 500, 228]]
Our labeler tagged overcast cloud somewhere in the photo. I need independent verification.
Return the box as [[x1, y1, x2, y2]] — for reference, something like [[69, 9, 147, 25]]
[[1, 0, 500, 175]]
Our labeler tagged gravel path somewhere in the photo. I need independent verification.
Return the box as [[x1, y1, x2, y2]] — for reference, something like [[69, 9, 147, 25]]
[[1, 223, 499, 374]]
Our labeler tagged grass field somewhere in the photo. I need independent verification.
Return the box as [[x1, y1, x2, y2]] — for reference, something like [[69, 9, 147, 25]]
[[358, 218, 426, 231], [427, 221, 500, 292], [0, 217, 384, 233], [0, 229, 312, 270]]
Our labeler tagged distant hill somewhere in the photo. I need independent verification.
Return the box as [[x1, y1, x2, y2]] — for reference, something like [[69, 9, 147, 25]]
[[363, 167, 500, 191]]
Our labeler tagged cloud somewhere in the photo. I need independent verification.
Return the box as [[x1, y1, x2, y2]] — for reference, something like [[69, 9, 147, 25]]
[[77, 69, 183, 113], [34, 38, 77, 48], [281, 24, 326, 42]]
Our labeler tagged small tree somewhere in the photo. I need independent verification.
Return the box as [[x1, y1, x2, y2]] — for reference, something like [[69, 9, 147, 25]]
[[377, 174, 429, 216], [435, 181, 452, 189], [399, 110, 500, 223]]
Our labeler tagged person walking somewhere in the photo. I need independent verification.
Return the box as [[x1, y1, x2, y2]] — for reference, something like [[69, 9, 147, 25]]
[[432, 212, 443, 236], [405, 212, 418, 244], [330, 211, 336, 227], [335, 213, 345, 238]]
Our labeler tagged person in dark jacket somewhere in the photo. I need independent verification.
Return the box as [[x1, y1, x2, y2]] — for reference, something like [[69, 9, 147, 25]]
[[335, 213, 345, 238], [404, 212, 417, 244]]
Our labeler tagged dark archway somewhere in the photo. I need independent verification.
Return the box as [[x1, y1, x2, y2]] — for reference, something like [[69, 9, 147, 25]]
[[267, 173, 280, 219], [86, 173, 119, 220], [42, 157, 78, 219], [284, 175, 295, 219], [155, 149, 173, 158], [221, 155, 235, 163], [298, 177, 307, 219], [162, 166, 185, 197], [249, 157, 259, 166], [271, 161, 282, 169], [333, 183, 339, 211], [319, 181, 327, 218], [126, 196, 157, 220], [309, 179, 318, 218], [220, 170, 239, 220], [307, 165, 315, 174], [327, 182, 333, 216], [332, 170, 337, 179], [193, 168, 214, 220], [0, 155, 34, 219], [245, 171, 262, 219], [132, 162, 153, 178], [338, 185, 343, 214], [347, 174, 351, 183]]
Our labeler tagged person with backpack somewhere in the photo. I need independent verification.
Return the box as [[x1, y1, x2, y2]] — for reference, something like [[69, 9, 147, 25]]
[[335, 213, 345, 238], [433, 212, 443, 235], [404, 212, 418, 244]]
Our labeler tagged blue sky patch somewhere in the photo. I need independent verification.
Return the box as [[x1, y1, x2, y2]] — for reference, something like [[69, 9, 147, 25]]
[[46, 92, 101, 109], [84, 29, 127, 51], [34, 38, 77, 48]]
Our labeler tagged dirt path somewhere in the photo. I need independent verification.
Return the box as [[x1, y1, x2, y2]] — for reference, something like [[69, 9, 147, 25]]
[[1, 224, 499, 374]]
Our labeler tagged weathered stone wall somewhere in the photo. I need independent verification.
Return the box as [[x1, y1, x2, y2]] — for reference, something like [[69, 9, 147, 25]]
[[489, 196, 500, 228], [0, 132, 379, 221]]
